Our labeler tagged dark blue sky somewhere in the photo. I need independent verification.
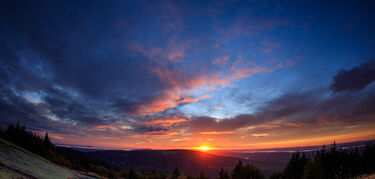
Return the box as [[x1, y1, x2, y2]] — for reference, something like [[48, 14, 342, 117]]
[[0, 0, 374, 149]]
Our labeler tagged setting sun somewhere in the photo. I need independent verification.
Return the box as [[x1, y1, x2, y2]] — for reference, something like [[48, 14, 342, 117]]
[[197, 146, 212, 151]]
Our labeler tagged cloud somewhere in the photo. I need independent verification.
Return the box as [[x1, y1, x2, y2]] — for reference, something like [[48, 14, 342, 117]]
[[258, 124, 280, 129], [331, 60, 375, 92], [214, 106, 223, 110], [233, 16, 288, 37], [141, 117, 188, 127], [138, 54, 299, 115], [212, 56, 229, 65], [138, 62, 271, 114], [132, 125, 167, 135], [182, 85, 375, 136], [251, 134, 269, 137], [284, 122, 310, 127], [200, 131, 233, 135]]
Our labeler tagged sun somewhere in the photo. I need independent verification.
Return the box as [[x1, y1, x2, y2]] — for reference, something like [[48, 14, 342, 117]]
[[197, 146, 212, 151]]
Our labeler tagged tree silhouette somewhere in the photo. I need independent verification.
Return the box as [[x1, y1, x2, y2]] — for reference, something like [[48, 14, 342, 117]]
[[43, 132, 52, 148], [231, 160, 265, 179], [283, 152, 308, 179], [173, 166, 181, 178], [218, 168, 229, 179], [272, 142, 375, 179], [199, 169, 210, 179]]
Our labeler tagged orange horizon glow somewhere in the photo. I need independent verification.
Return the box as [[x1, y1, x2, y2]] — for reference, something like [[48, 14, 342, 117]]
[[50, 136, 375, 151], [196, 146, 215, 151], [45, 127, 375, 151]]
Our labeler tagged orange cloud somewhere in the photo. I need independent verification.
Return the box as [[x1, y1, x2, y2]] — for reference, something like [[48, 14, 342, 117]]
[[145, 130, 167, 135], [214, 106, 223, 110], [94, 124, 133, 131], [170, 137, 191, 142], [284, 122, 310, 127], [251, 133, 269, 137], [95, 125, 116, 131], [138, 94, 210, 114], [142, 118, 188, 127], [258, 124, 280, 129], [316, 116, 346, 125], [200, 131, 233, 135]]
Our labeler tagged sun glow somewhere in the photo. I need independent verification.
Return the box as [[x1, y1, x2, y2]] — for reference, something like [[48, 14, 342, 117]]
[[197, 146, 212, 151]]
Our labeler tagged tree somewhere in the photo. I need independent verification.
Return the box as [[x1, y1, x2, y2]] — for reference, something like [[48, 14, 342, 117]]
[[271, 142, 375, 179], [43, 132, 52, 148], [199, 170, 210, 179], [128, 165, 136, 179], [231, 160, 244, 179], [303, 158, 324, 179], [283, 152, 308, 179], [231, 160, 265, 179], [269, 172, 283, 179], [173, 166, 181, 178], [218, 168, 229, 179]]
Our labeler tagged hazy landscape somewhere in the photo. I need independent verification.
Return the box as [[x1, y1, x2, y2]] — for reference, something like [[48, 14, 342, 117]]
[[1, 0, 375, 178]]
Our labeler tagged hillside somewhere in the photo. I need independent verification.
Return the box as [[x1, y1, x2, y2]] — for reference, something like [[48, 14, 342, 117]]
[[0, 138, 94, 179]]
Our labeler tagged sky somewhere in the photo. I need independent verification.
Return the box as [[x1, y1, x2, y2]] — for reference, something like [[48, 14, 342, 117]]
[[0, 0, 375, 150]]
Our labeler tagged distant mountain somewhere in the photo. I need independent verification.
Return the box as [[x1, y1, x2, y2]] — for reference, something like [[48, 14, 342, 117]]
[[84, 149, 260, 178]]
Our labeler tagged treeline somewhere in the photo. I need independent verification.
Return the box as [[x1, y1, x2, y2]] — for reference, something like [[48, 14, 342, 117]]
[[0, 122, 117, 177], [270, 142, 375, 179]]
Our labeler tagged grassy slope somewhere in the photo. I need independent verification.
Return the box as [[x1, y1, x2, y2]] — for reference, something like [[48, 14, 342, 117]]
[[0, 138, 94, 179]]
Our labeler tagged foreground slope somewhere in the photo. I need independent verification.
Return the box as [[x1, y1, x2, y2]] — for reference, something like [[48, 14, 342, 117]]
[[0, 138, 93, 179]]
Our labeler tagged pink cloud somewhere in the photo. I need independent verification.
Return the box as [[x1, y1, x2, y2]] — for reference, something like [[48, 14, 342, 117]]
[[284, 122, 310, 127], [258, 124, 280, 129], [261, 40, 281, 53], [233, 16, 288, 37], [200, 131, 233, 135], [126, 37, 202, 63], [142, 116, 188, 127], [212, 56, 229, 65], [136, 55, 299, 115]]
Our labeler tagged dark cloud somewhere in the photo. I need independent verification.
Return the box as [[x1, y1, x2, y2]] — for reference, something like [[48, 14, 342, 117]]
[[132, 125, 167, 134], [0, 84, 81, 135], [331, 60, 375, 92], [0, 0, 170, 132], [186, 86, 375, 133]]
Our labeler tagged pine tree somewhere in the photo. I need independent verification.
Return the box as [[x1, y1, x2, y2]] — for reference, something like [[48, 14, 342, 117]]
[[43, 132, 52, 148], [199, 170, 210, 179], [173, 166, 181, 178], [218, 168, 229, 179], [128, 165, 136, 179], [232, 160, 265, 179]]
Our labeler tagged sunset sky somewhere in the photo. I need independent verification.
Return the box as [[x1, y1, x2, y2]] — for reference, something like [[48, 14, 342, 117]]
[[0, 0, 375, 150]]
